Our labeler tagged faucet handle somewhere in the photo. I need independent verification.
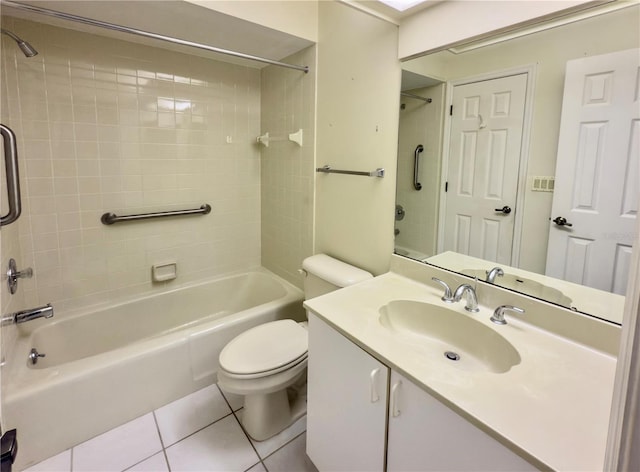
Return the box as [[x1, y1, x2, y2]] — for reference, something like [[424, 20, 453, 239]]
[[431, 277, 454, 303], [6, 258, 33, 295], [491, 305, 525, 325]]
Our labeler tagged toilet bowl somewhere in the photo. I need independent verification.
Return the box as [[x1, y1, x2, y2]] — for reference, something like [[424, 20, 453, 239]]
[[217, 255, 372, 441], [217, 319, 308, 441]]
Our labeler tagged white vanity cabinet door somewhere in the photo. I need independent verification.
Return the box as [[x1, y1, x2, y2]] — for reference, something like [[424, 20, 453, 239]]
[[387, 370, 537, 471], [306, 314, 389, 472]]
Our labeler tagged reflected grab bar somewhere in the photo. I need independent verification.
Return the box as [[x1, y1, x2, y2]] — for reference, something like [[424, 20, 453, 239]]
[[0, 124, 22, 226], [101, 204, 211, 225], [316, 165, 385, 178], [413, 144, 424, 191]]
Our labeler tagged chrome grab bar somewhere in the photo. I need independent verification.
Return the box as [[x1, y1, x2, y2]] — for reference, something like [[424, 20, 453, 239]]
[[0, 124, 22, 226], [316, 165, 385, 178], [101, 204, 211, 225], [413, 144, 424, 191]]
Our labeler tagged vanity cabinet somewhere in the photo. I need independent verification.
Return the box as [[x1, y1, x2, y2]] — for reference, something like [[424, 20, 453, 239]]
[[307, 314, 537, 471], [307, 313, 389, 471], [387, 370, 536, 471]]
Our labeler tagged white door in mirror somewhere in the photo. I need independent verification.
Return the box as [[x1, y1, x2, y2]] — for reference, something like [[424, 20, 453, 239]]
[[442, 74, 527, 265], [546, 48, 639, 294]]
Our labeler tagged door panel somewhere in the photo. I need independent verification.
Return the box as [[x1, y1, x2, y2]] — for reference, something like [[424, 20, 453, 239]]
[[546, 49, 640, 293], [443, 74, 528, 264]]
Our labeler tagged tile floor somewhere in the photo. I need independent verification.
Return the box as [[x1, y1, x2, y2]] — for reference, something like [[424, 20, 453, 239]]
[[23, 384, 318, 472]]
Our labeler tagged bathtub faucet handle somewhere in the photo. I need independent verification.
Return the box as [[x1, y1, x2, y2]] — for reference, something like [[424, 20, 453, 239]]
[[28, 348, 45, 365], [6, 258, 32, 294]]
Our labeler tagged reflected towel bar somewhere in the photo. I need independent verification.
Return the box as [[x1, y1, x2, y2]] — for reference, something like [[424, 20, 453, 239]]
[[101, 204, 211, 225], [316, 165, 385, 178]]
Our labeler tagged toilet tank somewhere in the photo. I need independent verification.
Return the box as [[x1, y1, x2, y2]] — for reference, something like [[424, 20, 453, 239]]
[[302, 254, 373, 299]]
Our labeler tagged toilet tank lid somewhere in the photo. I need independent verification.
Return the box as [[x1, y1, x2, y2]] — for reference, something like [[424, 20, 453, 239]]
[[302, 254, 373, 288]]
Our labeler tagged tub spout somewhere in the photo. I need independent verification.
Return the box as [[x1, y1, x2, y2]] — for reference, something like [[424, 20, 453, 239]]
[[1, 303, 53, 326]]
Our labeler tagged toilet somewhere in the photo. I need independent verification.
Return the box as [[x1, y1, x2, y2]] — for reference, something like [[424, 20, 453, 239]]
[[217, 254, 372, 441]]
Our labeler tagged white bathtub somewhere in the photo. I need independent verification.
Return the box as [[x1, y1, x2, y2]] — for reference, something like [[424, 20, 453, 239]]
[[4, 269, 305, 470]]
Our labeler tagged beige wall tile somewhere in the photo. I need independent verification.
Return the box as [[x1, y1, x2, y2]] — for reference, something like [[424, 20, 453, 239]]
[[2, 17, 263, 313]]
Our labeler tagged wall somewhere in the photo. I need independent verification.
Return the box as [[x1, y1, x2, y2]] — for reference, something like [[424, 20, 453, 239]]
[[261, 46, 316, 287], [395, 83, 445, 258], [399, 0, 595, 58], [0, 86, 27, 423], [315, 1, 401, 276], [403, 5, 639, 274], [0, 17, 263, 315], [185, 0, 318, 43]]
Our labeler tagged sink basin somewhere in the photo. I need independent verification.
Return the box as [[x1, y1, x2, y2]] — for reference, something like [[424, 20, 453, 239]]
[[461, 269, 572, 307], [379, 300, 521, 373]]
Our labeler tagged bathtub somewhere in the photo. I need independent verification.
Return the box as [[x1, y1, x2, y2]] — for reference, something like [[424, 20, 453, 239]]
[[4, 269, 305, 470]]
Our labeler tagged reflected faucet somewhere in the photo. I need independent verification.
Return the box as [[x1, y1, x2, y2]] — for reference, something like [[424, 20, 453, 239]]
[[453, 284, 479, 312], [486, 267, 504, 284]]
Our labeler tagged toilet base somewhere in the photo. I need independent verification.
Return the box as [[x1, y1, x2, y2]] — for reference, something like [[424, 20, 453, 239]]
[[241, 374, 307, 441]]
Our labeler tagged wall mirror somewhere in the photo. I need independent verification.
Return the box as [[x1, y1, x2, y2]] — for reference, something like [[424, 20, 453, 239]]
[[394, 4, 639, 325]]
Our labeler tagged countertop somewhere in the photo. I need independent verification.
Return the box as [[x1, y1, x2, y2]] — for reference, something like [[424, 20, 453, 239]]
[[304, 270, 617, 471]]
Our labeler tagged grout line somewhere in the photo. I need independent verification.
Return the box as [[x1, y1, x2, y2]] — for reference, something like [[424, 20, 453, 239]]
[[152, 411, 167, 450], [160, 410, 235, 449], [230, 405, 266, 471], [122, 451, 165, 472], [260, 429, 306, 463], [216, 383, 236, 412], [217, 384, 268, 472], [118, 412, 166, 472], [152, 411, 172, 472]]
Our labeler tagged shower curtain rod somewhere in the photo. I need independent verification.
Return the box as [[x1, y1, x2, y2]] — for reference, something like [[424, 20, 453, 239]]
[[1, 0, 309, 73], [401, 92, 432, 103]]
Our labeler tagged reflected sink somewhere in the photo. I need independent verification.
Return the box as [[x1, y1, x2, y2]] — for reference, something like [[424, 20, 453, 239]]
[[379, 300, 521, 373], [461, 269, 572, 307]]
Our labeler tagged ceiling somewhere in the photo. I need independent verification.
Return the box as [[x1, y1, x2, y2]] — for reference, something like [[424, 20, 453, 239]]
[[352, 0, 445, 21], [0, 1, 314, 68]]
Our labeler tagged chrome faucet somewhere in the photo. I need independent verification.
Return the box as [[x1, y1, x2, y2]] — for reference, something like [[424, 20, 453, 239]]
[[490, 305, 525, 325], [486, 267, 504, 284], [1, 303, 53, 326], [453, 284, 479, 312], [431, 277, 454, 303]]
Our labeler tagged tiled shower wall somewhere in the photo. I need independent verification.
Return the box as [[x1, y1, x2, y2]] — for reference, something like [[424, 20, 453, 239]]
[[1, 17, 264, 315], [395, 83, 445, 258], [260, 47, 316, 287]]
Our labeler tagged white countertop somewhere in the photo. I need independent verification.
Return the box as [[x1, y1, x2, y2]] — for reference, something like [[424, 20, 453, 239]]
[[304, 271, 617, 471]]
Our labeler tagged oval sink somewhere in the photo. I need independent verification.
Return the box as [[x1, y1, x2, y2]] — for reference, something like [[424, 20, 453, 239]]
[[379, 300, 520, 373], [461, 269, 572, 307]]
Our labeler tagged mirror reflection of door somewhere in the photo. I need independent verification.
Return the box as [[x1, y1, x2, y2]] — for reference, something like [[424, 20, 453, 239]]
[[546, 48, 640, 294], [441, 73, 528, 265]]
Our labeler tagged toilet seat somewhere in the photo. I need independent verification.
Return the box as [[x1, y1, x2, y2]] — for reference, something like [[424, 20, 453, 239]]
[[219, 319, 308, 379]]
